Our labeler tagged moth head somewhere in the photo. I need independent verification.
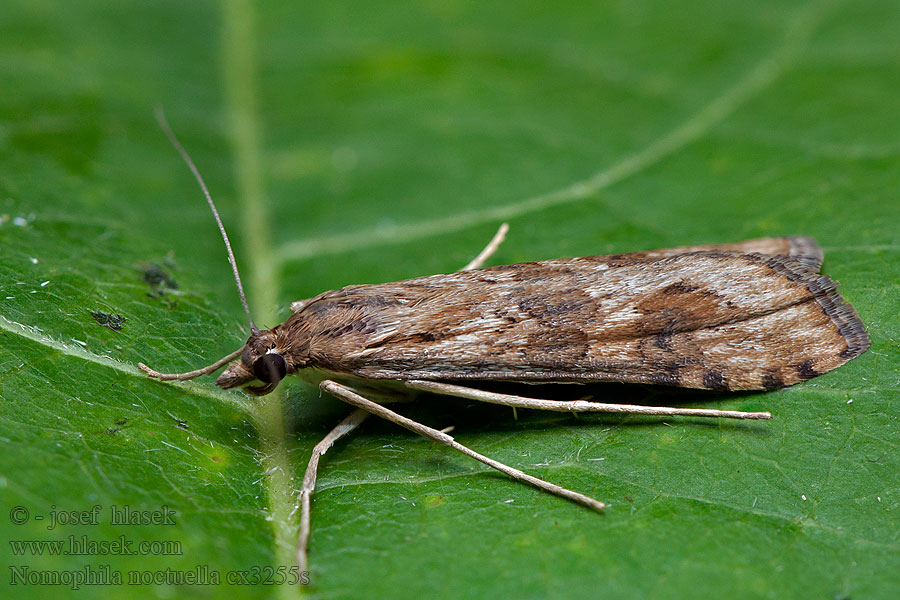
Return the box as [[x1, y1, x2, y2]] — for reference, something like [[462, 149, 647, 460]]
[[140, 112, 309, 397], [216, 329, 291, 396]]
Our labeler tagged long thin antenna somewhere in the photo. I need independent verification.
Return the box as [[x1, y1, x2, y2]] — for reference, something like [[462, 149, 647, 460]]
[[154, 107, 259, 335]]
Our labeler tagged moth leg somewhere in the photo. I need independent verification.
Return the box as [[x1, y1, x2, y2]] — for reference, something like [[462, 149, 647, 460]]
[[320, 379, 605, 511], [297, 408, 369, 574], [138, 347, 243, 381], [405, 380, 772, 420], [460, 223, 509, 271]]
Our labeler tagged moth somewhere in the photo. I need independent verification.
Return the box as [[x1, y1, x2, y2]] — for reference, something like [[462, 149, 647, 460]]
[[140, 111, 869, 572]]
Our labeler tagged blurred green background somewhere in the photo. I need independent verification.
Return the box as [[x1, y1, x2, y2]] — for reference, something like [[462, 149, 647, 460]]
[[1, 0, 898, 598]]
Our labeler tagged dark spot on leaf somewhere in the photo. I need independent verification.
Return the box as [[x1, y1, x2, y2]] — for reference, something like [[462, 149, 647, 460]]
[[141, 263, 176, 287], [114, 418, 128, 426], [140, 262, 178, 299], [89, 310, 127, 332]]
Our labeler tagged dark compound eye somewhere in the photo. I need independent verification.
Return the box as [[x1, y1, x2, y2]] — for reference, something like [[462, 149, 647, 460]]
[[252, 353, 287, 385]]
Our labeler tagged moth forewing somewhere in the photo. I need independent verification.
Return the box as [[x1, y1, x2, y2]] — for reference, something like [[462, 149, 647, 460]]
[[207, 244, 867, 395]]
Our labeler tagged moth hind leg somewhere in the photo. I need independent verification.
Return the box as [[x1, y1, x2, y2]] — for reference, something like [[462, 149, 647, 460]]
[[404, 380, 771, 420], [319, 379, 605, 511]]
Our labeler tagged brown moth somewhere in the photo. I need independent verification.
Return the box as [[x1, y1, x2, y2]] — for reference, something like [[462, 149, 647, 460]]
[[215, 236, 867, 395], [140, 111, 869, 573]]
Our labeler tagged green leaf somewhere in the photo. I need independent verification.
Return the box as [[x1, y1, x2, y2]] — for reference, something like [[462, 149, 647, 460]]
[[1, 0, 897, 598]]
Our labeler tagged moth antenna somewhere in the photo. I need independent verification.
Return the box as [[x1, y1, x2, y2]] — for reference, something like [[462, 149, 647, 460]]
[[138, 348, 244, 381], [154, 107, 259, 335]]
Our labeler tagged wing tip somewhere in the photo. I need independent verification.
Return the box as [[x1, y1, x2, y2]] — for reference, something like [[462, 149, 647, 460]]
[[753, 252, 869, 364]]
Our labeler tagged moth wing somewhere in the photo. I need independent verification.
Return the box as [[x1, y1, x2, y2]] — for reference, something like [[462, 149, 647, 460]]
[[315, 248, 865, 391]]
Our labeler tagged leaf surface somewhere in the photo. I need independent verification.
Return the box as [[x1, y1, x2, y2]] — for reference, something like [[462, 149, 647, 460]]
[[1, 0, 898, 598]]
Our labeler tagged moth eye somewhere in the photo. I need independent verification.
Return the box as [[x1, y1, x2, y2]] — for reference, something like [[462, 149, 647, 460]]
[[252, 353, 287, 385]]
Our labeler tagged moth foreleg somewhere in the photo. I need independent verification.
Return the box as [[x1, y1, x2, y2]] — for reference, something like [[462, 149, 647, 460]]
[[319, 379, 605, 511], [404, 380, 772, 420], [297, 408, 369, 574], [460, 223, 509, 271]]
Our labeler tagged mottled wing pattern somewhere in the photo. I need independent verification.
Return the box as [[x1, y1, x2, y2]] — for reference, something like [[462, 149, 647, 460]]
[[297, 237, 867, 391]]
